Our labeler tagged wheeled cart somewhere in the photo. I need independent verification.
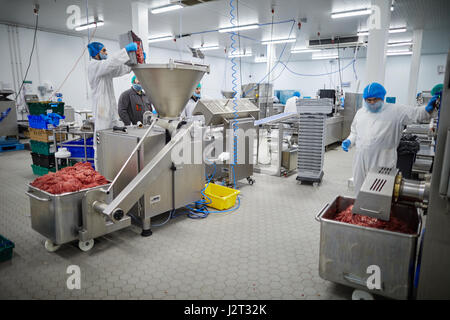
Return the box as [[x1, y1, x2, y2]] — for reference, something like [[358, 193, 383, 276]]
[[26, 183, 130, 252]]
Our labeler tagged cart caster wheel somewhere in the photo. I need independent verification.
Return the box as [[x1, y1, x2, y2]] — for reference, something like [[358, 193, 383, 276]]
[[45, 240, 60, 252], [352, 289, 374, 300], [78, 239, 94, 252], [141, 229, 153, 237], [247, 177, 255, 185]]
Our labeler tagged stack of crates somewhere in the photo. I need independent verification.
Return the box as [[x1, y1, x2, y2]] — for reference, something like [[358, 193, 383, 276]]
[[27, 102, 66, 176]]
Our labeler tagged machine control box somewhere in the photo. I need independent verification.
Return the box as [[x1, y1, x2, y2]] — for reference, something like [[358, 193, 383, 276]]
[[353, 167, 398, 221]]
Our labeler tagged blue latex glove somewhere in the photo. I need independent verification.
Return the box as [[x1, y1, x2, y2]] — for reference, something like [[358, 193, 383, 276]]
[[45, 113, 65, 126], [0, 107, 11, 123], [143, 52, 147, 61], [125, 42, 138, 52], [342, 139, 351, 152], [425, 94, 439, 112]]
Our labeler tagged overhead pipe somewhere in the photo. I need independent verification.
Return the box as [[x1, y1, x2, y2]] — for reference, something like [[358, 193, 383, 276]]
[[14, 26, 24, 82], [7, 26, 18, 94]]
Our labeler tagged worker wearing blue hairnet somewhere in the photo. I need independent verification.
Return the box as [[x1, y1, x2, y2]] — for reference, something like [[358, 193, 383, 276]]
[[284, 91, 301, 113], [87, 41, 138, 167], [342, 82, 434, 194], [181, 83, 204, 123]]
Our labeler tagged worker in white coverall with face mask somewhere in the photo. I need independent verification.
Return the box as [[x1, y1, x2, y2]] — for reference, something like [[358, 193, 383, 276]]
[[342, 82, 435, 194], [87, 41, 138, 168]]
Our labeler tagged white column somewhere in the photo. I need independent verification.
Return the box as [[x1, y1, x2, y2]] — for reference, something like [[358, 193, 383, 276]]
[[407, 29, 423, 106], [266, 44, 276, 88], [131, 1, 149, 54], [365, 0, 391, 85]]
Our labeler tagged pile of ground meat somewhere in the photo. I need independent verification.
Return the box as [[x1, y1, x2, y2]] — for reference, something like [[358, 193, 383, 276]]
[[334, 204, 415, 234], [31, 162, 108, 195]]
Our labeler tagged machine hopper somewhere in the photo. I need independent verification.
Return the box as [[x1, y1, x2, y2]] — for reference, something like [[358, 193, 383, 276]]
[[132, 60, 209, 119]]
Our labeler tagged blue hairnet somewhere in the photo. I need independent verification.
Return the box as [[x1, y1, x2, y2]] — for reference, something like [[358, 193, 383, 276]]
[[293, 91, 300, 97], [363, 82, 386, 100], [87, 42, 104, 57]]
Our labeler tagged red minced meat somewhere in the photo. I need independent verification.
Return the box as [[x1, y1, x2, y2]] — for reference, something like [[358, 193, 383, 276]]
[[31, 162, 108, 194], [333, 204, 415, 234]]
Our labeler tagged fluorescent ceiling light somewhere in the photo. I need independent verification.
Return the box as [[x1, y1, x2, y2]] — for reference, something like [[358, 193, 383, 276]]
[[228, 52, 252, 58], [151, 4, 183, 14], [148, 35, 173, 43], [75, 21, 104, 31], [357, 27, 407, 36], [194, 45, 220, 51], [254, 56, 267, 63], [291, 48, 321, 53], [387, 50, 412, 56], [261, 38, 296, 45], [312, 51, 338, 60], [331, 8, 372, 19], [389, 27, 407, 33], [218, 24, 259, 33], [312, 55, 338, 60], [387, 40, 413, 47]]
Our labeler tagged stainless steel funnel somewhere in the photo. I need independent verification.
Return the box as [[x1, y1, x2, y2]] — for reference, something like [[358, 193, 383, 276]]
[[132, 60, 210, 119]]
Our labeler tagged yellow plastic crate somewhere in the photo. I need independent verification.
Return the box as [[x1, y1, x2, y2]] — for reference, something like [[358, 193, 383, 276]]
[[203, 183, 240, 211]]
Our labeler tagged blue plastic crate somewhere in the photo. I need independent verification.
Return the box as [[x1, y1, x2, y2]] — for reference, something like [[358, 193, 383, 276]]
[[60, 137, 94, 159], [0, 234, 14, 262]]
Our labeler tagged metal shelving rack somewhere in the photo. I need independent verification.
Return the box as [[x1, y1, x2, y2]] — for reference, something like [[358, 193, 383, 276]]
[[296, 99, 333, 183], [52, 127, 94, 170]]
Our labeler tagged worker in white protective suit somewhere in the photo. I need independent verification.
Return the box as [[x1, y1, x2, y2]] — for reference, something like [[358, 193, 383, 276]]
[[181, 83, 204, 123], [342, 82, 435, 194], [284, 91, 300, 113], [87, 41, 138, 167]]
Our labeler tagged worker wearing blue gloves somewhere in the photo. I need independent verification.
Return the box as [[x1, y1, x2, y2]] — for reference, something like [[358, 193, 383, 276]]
[[342, 82, 434, 194], [87, 41, 140, 167]]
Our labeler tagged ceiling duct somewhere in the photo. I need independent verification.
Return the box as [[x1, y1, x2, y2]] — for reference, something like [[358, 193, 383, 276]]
[[308, 36, 365, 49]]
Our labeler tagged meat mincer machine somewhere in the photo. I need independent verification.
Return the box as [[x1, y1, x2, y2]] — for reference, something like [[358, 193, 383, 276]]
[[27, 60, 211, 252]]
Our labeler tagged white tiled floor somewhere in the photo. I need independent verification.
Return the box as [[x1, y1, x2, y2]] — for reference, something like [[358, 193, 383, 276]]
[[0, 146, 356, 300]]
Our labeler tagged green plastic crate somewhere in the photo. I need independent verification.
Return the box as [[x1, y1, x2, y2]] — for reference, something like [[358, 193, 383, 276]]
[[31, 164, 56, 176], [30, 140, 56, 155], [0, 235, 14, 262], [28, 102, 65, 116]]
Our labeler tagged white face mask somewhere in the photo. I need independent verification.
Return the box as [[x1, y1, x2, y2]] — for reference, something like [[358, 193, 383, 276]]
[[365, 100, 383, 113]]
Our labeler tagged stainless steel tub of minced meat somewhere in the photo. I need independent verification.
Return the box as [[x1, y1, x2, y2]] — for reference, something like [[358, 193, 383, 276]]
[[315, 196, 422, 300], [26, 183, 110, 245]]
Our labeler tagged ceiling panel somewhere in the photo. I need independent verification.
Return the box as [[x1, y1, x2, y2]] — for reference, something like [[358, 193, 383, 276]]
[[0, 0, 448, 62]]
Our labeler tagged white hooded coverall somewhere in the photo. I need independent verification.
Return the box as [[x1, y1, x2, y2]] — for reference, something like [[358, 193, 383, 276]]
[[87, 48, 131, 166], [346, 103, 430, 194], [284, 96, 298, 114], [181, 97, 205, 123]]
